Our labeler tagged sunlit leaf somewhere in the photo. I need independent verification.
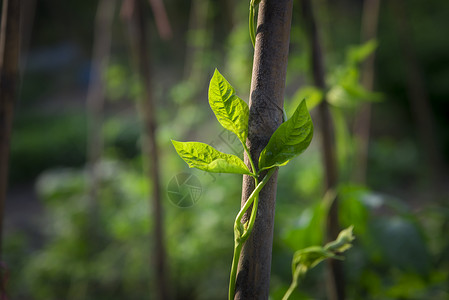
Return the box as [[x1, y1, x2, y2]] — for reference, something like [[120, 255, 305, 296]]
[[172, 140, 251, 175], [259, 100, 313, 171], [208, 69, 249, 144]]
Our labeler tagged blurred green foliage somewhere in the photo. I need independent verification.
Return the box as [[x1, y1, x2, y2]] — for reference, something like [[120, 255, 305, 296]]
[[10, 112, 87, 182], [4, 0, 449, 299]]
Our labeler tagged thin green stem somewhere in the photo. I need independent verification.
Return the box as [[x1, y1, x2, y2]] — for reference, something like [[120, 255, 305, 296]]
[[240, 141, 259, 237], [249, 4, 256, 47], [235, 169, 274, 226], [241, 167, 276, 239], [228, 242, 243, 300], [282, 281, 297, 300], [242, 142, 257, 177], [228, 167, 277, 299], [241, 191, 258, 240], [282, 267, 301, 300]]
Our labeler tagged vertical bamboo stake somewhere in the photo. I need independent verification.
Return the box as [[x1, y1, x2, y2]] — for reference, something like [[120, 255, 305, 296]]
[[86, 0, 116, 214], [235, 0, 293, 298], [0, 0, 20, 296], [183, 0, 210, 82], [301, 0, 344, 299], [352, 0, 380, 184], [0, 0, 20, 258], [147, 0, 172, 40], [121, 0, 168, 299]]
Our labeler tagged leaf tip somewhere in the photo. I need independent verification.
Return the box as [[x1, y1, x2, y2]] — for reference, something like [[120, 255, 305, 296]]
[[299, 98, 308, 109], [171, 140, 182, 150]]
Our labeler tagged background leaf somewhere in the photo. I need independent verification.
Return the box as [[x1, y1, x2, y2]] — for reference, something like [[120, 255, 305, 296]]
[[259, 101, 313, 171], [289, 86, 323, 113], [208, 69, 249, 144], [172, 140, 251, 175], [347, 39, 378, 65]]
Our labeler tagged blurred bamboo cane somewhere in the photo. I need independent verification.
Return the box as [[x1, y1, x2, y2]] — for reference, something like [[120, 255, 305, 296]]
[[352, 0, 380, 184], [300, 0, 343, 299], [121, 0, 169, 299], [0, 0, 21, 297]]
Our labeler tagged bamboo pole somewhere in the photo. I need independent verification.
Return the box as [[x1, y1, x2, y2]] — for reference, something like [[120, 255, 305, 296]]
[[301, 0, 344, 299], [352, 0, 381, 184], [121, 0, 168, 298], [235, 0, 293, 298], [0, 0, 21, 296], [0, 0, 21, 258], [86, 0, 116, 216]]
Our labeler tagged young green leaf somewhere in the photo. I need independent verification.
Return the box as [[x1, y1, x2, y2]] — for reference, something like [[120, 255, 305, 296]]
[[292, 246, 337, 274], [282, 226, 354, 300], [347, 39, 378, 65], [172, 140, 252, 175], [258, 100, 313, 171], [324, 225, 355, 253], [292, 226, 355, 275], [209, 69, 249, 144]]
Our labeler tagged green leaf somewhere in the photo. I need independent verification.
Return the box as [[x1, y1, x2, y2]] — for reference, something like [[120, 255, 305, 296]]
[[258, 100, 313, 171], [324, 225, 355, 253], [208, 69, 249, 144], [291, 226, 354, 276], [327, 68, 382, 108], [172, 140, 251, 175], [283, 226, 354, 300], [292, 246, 337, 273], [347, 39, 378, 65]]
